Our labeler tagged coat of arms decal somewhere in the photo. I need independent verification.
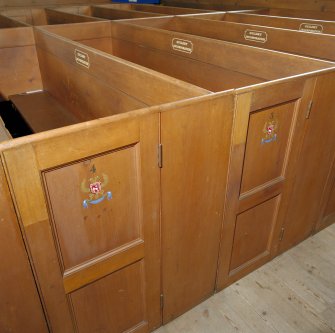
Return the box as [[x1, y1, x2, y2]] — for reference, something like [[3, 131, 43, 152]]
[[261, 112, 278, 144], [81, 164, 112, 208]]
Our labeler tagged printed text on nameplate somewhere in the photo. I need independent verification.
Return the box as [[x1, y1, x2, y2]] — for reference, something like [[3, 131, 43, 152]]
[[244, 30, 268, 43], [75, 49, 90, 69], [172, 38, 193, 54]]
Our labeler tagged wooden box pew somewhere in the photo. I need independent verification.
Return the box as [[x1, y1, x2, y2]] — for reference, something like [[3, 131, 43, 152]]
[[0, 23, 212, 333], [159, 1, 260, 11], [0, 18, 42, 100], [124, 15, 335, 247], [199, 11, 335, 35], [96, 3, 213, 15], [39, 20, 335, 324], [56, 4, 167, 20], [108, 18, 335, 310], [0, 13, 28, 28], [0, 7, 104, 26], [247, 7, 335, 21], [126, 16, 335, 62]]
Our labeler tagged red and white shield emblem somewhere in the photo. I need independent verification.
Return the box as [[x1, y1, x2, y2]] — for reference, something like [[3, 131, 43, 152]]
[[267, 124, 274, 135], [89, 181, 102, 194]]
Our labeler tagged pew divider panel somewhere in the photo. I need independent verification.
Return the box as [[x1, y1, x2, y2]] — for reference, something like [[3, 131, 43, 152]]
[[216, 76, 317, 290], [0, 159, 49, 333]]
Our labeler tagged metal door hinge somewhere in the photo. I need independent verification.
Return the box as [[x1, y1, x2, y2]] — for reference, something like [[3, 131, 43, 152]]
[[158, 144, 163, 168], [279, 227, 285, 241], [305, 101, 313, 119], [160, 294, 164, 310]]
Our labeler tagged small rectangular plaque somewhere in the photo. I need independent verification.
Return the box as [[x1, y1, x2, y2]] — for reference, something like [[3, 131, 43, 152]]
[[75, 49, 90, 69], [299, 23, 323, 33], [172, 38, 193, 54], [244, 30, 268, 43]]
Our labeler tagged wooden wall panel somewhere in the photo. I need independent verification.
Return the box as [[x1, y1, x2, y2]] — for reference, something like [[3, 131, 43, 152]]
[[0, 0, 108, 9], [162, 0, 335, 12], [0, 161, 48, 333], [0, 27, 42, 99]]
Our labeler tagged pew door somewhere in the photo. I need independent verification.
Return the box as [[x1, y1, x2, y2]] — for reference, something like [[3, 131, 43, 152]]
[[216, 78, 316, 290], [2, 113, 161, 333]]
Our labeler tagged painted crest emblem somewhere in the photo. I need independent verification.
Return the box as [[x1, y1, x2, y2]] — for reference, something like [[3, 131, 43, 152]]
[[81, 164, 112, 208], [262, 113, 278, 144]]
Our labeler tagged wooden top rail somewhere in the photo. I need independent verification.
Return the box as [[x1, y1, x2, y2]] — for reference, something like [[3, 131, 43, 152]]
[[0, 7, 104, 26], [209, 12, 335, 35], [129, 16, 335, 62], [97, 3, 213, 15], [0, 14, 27, 27], [249, 8, 335, 21], [113, 17, 334, 72]]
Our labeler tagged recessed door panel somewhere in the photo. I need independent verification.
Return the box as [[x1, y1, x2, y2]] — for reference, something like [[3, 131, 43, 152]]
[[44, 146, 141, 270], [70, 261, 146, 333], [230, 196, 280, 272], [240, 101, 295, 194]]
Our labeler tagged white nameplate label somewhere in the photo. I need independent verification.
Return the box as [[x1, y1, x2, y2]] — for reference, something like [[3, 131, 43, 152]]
[[172, 38, 193, 54], [299, 23, 323, 33], [75, 49, 90, 69], [244, 29, 268, 43]]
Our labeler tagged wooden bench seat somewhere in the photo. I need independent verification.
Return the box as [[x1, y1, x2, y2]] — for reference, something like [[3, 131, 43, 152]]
[[10, 91, 79, 133]]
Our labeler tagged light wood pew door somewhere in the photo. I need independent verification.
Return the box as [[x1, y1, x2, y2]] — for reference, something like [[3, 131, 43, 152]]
[[0, 160, 48, 333], [279, 72, 335, 250], [2, 113, 161, 333], [216, 78, 316, 290], [160, 93, 235, 323]]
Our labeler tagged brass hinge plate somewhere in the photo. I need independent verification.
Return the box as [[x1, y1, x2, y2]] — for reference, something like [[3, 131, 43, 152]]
[[158, 144, 163, 168], [160, 294, 164, 310]]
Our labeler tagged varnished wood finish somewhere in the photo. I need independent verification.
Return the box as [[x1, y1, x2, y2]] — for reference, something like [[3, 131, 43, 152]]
[[129, 16, 335, 62], [277, 72, 335, 253], [10, 91, 79, 132], [34, 26, 208, 110], [161, 93, 234, 323], [162, 0, 335, 12], [252, 8, 335, 21], [56, 5, 164, 20], [0, 7, 335, 332], [2, 112, 162, 333], [1, 7, 103, 25], [223, 12, 335, 35], [0, 26, 42, 99], [0, 160, 48, 333], [216, 78, 317, 290], [109, 20, 331, 78], [99, 3, 213, 15]]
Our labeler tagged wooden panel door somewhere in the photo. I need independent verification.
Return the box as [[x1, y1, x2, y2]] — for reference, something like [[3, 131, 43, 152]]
[[160, 93, 235, 323], [2, 113, 161, 333], [0, 160, 48, 333], [216, 78, 316, 290], [279, 72, 335, 251]]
